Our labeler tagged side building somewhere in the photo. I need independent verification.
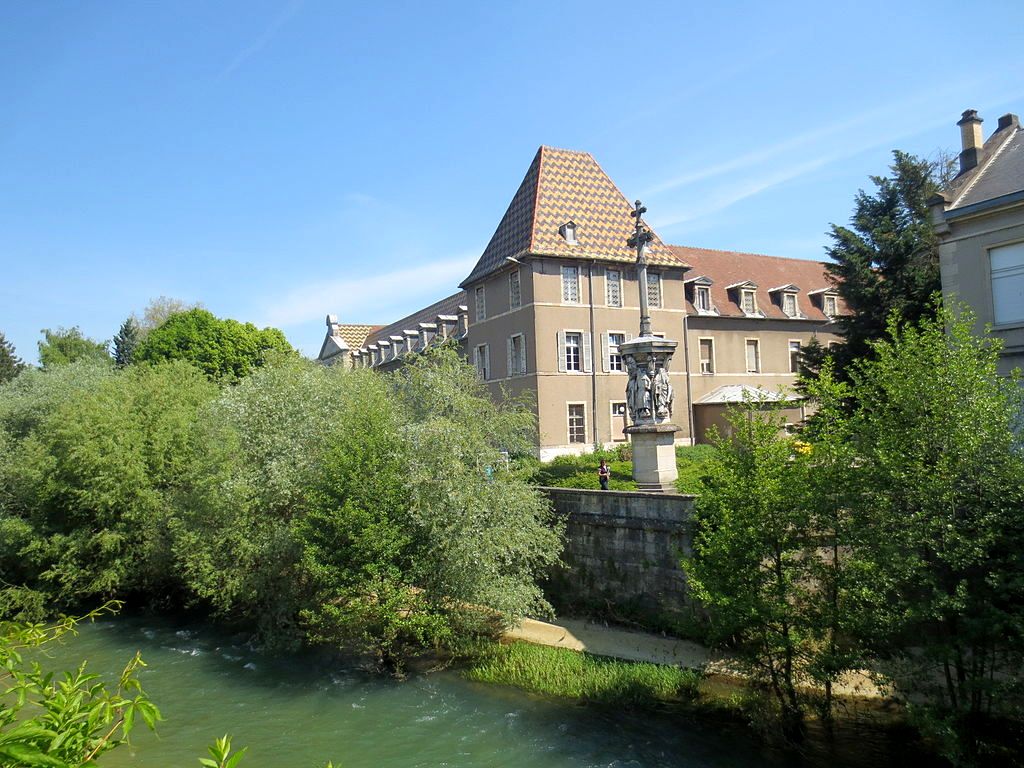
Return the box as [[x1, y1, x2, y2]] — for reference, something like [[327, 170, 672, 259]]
[[932, 109, 1024, 376], [325, 146, 846, 459]]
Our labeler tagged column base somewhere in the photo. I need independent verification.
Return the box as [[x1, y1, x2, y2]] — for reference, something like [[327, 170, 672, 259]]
[[625, 422, 680, 493]]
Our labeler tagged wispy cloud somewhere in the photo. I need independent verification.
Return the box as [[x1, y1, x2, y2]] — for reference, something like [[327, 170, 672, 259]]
[[219, 0, 303, 78], [260, 253, 477, 329]]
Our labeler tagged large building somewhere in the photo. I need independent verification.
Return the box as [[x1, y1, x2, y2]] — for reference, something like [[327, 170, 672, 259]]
[[932, 109, 1024, 376], [321, 146, 845, 459]]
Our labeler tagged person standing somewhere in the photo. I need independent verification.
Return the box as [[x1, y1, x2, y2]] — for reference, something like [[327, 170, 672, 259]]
[[598, 459, 611, 490]]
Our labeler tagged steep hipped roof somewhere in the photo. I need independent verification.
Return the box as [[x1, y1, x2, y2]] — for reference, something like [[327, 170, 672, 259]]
[[671, 246, 845, 322], [946, 115, 1023, 214], [364, 291, 467, 347], [318, 323, 382, 362], [461, 146, 682, 287]]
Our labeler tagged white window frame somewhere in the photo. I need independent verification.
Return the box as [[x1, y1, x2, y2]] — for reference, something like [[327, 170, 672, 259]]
[[610, 401, 628, 442], [564, 331, 582, 372], [823, 294, 838, 318], [558, 330, 591, 373], [606, 331, 627, 372], [782, 292, 798, 318], [561, 265, 580, 304], [788, 339, 802, 374], [474, 343, 490, 380], [990, 241, 1024, 326], [741, 288, 758, 316], [606, 269, 622, 307], [475, 285, 486, 322], [508, 333, 526, 377], [567, 402, 587, 444], [646, 271, 662, 308], [509, 269, 521, 310], [745, 338, 760, 374], [695, 285, 712, 313], [698, 337, 715, 375]]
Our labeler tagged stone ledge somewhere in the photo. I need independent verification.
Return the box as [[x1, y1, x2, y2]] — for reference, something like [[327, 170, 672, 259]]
[[537, 486, 695, 501]]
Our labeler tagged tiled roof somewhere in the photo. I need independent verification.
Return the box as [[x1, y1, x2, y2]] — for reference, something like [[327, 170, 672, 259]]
[[947, 116, 1023, 212], [335, 324, 382, 349], [695, 384, 800, 405], [671, 245, 844, 322], [461, 146, 682, 287], [364, 291, 467, 347]]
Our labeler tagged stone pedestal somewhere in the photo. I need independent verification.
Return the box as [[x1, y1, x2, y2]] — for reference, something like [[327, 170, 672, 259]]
[[625, 422, 680, 493], [620, 335, 680, 494]]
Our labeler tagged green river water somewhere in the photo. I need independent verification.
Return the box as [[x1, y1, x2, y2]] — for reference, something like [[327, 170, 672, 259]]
[[33, 617, 807, 768]]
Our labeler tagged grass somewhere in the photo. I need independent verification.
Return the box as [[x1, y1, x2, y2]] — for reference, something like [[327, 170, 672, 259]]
[[530, 445, 715, 494], [463, 640, 702, 706]]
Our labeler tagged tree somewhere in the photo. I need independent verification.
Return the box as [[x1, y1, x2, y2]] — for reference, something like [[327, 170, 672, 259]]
[[136, 296, 203, 333], [0, 334, 24, 384], [823, 150, 945, 374], [133, 309, 294, 380], [112, 317, 141, 367], [839, 307, 1024, 761], [37, 327, 110, 369]]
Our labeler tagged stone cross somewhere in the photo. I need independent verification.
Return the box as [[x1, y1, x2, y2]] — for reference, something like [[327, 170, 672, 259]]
[[627, 200, 654, 338]]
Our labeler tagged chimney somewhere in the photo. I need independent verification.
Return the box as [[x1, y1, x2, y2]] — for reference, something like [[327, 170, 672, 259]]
[[997, 113, 1020, 131], [957, 109, 984, 173], [457, 305, 469, 336]]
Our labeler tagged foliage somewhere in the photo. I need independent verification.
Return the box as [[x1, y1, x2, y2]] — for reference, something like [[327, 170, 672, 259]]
[[530, 445, 714, 493], [837, 306, 1024, 760], [823, 150, 944, 376], [133, 309, 294, 380], [0, 361, 217, 618], [36, 328, 109, 370], [112, 317, 141, 368], [0, 603, 162, 767], [464, 640, 701, 705], [135, 296, 203, 333], [682, 404, 828, 739], [0, 334, 24, 385]]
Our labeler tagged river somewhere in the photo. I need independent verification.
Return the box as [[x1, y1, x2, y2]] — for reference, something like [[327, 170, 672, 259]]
[[30, 617, 809, 767]]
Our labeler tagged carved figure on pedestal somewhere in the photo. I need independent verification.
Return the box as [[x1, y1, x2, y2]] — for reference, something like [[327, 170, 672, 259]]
[[653, 364, 674, 419], [624, 355, 652, 422]]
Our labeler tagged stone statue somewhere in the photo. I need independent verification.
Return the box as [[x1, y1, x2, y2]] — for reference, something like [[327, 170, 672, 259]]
[[653, 364, 674, 419], [625, 355, 652, 422]]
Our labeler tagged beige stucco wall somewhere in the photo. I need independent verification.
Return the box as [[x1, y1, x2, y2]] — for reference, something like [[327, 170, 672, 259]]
[[938, 202, 1024, 376]]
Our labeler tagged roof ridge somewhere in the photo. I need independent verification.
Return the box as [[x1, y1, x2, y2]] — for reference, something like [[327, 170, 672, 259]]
[[670, 243, 829, 266], [538, 145, 593, 156], [527, 146, 545, 254], [951, 125, 1020, 209]]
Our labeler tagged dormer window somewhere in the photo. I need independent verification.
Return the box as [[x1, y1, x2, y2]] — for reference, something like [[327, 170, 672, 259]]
[[685, 275, 718, 316], [823, 294, 838, 318], [741, 289, 757, 315], [782, 293, 797, 317], [768, 284, 802, 318], [559, 221, 578, 245]]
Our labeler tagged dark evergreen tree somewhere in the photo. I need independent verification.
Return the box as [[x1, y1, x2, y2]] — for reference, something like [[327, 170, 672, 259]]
[[823, 150, 944, 375], [0, 332, 25, 383], [113, 317, 141, 368]]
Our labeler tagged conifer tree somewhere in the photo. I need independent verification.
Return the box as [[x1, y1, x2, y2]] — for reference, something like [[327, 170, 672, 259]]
[[113, 317, 141, 367], [0, 332, 25, 383], [823, 150, 944, 375]]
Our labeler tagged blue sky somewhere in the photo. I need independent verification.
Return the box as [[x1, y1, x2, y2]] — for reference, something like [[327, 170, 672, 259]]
[[2, 0, 1023, 362]]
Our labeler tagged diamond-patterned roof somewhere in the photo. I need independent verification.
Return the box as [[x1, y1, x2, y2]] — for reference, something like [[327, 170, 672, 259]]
[[461, 146, 684, 287]]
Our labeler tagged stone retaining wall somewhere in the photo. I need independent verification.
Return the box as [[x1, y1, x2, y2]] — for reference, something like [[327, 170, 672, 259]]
[[539, 487, 697, 628]]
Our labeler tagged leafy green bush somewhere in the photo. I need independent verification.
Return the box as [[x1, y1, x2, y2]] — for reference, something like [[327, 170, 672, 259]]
[[530, 444, 714, 493]]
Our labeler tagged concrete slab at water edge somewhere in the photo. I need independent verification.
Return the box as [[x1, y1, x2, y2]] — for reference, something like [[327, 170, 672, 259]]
[[505, 617, 890, 700]]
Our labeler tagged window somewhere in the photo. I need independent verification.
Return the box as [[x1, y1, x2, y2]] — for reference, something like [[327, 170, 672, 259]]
[[789, 340, 801, 374], [823, 294, 838, 318], [611, 401, 627, 441], [567, 404, 586, 444], [508, 334, 526, 376], [699, 338, 714, 374], [991, 242, 1024, 325], [695, 285, 711, 312], [474, 344, 489, 380], [509, 269, 521, 310], [606, 269, 622, 307], [475, 286, 486, 322], [564, 332, 582, 371], [745, 339, 760, 373], [647, 272, 661, 307], [741, 289, 757, 315], [562, 265, 580, 303], [560, 221, 578, 245], [782, 293, 798, 317], [608, 332, 625, 371]]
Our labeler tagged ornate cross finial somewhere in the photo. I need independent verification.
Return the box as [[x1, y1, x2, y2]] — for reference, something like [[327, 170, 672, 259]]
[[627, 199, 653, 260]]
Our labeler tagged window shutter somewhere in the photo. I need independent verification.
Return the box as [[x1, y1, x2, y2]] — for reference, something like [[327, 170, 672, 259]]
[[472, 346, 478, 369], [557, 331, 566, 373], [507, 337, 513, 378], [521, 336, 527, 375], [582, 332, 592, 373], [601, 333, 609, 373], [484, 346, 490, 379]]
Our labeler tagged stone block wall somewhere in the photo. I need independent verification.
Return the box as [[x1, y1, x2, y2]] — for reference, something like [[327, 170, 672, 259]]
[[540, 487, 697, 629]]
